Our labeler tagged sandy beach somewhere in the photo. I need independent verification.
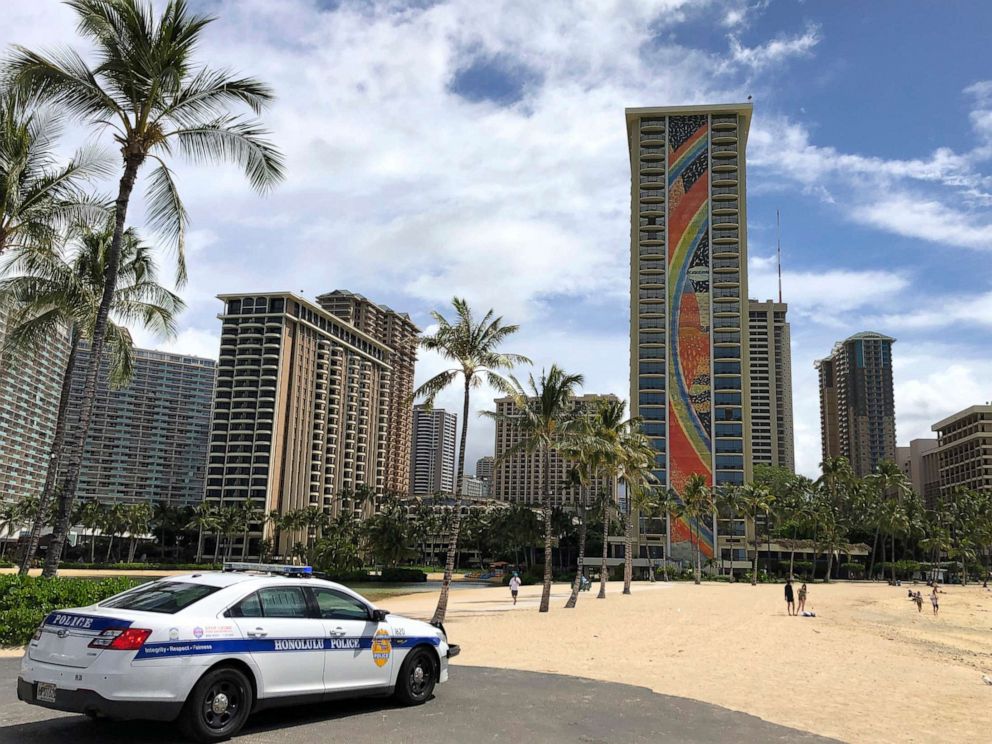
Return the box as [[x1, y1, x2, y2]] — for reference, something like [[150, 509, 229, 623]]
[[385, 580, 992, 744]]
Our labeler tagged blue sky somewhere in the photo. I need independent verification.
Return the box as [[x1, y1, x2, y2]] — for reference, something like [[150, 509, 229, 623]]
[[3, 0, 991, 478]]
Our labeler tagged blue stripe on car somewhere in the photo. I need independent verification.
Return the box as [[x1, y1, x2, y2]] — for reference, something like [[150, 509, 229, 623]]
[[43, 613, 134, 632], [133, 636, 440, 660]]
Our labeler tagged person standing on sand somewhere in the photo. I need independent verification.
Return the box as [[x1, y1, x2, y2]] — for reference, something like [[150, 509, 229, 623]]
[[509, 572, 522, 606], [785, 579, 795, 616], [930, 586, 939, 616], [914, 591, 924, 613], [797, 583, 807, 613]]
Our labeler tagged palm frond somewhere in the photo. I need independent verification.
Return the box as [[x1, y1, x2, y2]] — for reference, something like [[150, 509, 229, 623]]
[[144, 158, 188, 285], [172, 115, 285, 192]]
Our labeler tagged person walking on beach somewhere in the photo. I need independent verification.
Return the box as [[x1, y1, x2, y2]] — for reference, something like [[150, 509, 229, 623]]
[[785, 579, 795, 616], [797, 583, 807, 614], [509, 572, 522, 606], [930, 586, 939, 616], [914, 591, 924, 613]]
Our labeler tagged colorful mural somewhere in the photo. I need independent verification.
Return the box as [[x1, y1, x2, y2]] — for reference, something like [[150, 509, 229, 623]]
[[667, 115, 714, 560]]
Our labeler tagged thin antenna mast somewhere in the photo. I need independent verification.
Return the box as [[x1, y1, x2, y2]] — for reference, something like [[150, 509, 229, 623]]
[[776, 209, 783, 303]]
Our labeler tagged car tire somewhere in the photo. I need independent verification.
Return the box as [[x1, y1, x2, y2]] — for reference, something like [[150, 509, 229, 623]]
[[179, 666, 253, 743], [394, 648, 437, 706]]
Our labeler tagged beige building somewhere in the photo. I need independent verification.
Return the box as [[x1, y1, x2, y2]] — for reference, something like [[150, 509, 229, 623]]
[[932, 405, 992, 498], [896, 438, 940, 509], [816, 332, 896, 477], [626, 103, 754, 572], [0, 307, 69, 508], [409, 404, 457, 495], [492, 394, 616, 507], [316, 290, 419, 495], [205, 292, 395, 555], [748, 300, 794, 472], [459, 475, 488, 499]]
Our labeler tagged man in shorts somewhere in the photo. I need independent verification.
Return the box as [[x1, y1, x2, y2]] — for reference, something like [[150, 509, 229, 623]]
[[785, 578, 795, 616], [509, 572, 522, 605]]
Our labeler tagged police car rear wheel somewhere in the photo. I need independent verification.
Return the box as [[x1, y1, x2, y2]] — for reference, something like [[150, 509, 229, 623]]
[[394, 648, 436, 705], [180, 666, 253, 743]]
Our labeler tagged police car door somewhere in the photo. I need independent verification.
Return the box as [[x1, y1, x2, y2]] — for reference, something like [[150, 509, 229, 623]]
[[310, 587, 392, 691], [227, 586, 326, 698]]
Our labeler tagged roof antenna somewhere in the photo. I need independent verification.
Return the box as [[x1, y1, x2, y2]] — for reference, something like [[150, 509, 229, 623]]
[[776, 209, 783, 304]]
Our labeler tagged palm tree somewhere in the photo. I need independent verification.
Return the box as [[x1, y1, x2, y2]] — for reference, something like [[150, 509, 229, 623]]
[[77, 499, 102, 563], [124, 502, 152, 563], [562, 397, 626, 607], [237, 500, 263, 560], [816, 457, 853, 583], [0, 501, 17, 559], [187, 503, 218, 564], [0, 84, 109, 258], [413, 297, 529, 623], [9, 0, 285, 576], [738, 484, 775, 585], [101, 502, 127, 563], [618, 428, 660, 594], [680, 474, 714, 585], [2, 223, 183, 575], [594, 489, 616, 598], [654, 489, 682, 581], [216, 506, 243, 562], [485, 365, 584, 613]]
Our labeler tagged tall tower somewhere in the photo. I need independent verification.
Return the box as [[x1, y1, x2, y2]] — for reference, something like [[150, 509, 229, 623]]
[[748, 300, 794, 472], [627, 103, 753, 565], [410, 404, 457, 495], [816, 332, 896, 477]]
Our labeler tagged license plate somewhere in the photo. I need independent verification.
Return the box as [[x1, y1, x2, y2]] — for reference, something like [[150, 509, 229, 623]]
[[36, 682, 57, 703]]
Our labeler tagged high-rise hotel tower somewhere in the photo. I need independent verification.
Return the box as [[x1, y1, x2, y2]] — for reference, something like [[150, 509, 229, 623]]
[[627, 103, 753, 564]]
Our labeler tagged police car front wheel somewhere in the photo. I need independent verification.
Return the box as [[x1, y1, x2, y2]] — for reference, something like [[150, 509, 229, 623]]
[[394, 648, 437, 706], [180, 666, 253, 743]]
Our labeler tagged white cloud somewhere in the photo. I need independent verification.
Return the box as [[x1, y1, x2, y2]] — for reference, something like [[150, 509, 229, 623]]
[[728, 24, 820, 71], [852, 195, 992, 251]]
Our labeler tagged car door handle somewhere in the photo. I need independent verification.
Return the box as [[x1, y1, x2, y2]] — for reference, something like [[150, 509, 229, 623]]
[[328, 627, 346, 636], [246, 628, 268, 638]]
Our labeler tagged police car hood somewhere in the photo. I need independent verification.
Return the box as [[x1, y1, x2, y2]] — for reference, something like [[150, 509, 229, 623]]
[[28, 605, 174, 669], [382, 613, 446, 645]]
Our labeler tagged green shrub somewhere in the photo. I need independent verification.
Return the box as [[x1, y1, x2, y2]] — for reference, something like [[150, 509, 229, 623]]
[[380, 567, 427, 583], [0, 576, 146, 647], [56, 562, 222, 571]]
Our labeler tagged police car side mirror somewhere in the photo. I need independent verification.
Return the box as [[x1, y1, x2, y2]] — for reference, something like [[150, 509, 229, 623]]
[[371, 608, 389, 622]]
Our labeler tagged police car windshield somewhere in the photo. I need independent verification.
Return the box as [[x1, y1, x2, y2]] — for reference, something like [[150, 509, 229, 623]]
[[99, 581, 220, 614]]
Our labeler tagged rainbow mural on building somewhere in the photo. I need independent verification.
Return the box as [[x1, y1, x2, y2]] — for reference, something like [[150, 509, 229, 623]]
[[667, 115, 715, 561]]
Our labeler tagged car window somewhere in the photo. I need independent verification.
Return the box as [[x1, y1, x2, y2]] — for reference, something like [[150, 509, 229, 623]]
[[311, 588, 370, 621], [227, 592, 263, 618], [100, 582, 220, 614], [258, 587, 309, 619]]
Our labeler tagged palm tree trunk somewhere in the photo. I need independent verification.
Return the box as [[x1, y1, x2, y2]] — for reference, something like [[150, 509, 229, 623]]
[[868, 525, 880, 580], [196, 526, 204, 563], [241, 528, 249, 560], [105, 535, 114, 563], [565, 501, 588, 609], [19, 328, 79, 576], [212, 534, 221, 564], [89, 529, 96, 563], [890, 535, 897, 582], [622, 499, 633, 595], [432, 378, 472, 625], [127, 537, 137, 564], [43, 156, 143, 577], [539, 445, 553, 613], [694, 522, 701, 585], [597, 497, 609, 599], [751, 526, 759, 586], [662, 511, 670, 581]]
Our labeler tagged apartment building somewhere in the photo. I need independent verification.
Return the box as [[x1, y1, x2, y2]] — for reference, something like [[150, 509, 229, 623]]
[[896, 438, 940, 508], [492, 393, 616, 507], [316, 290, 419, 495], [409, 404, 457, 495], [932, 405, 992, 498], [626, 103, 753, 567], [204, 292, 394, 555], [475, 455, 494, 482], [748, 300, 794, 471], [0, 308, 68, 505], [65, 344, 215, 506], [816, 332, 897, 477], [459, 475, 488, 499]]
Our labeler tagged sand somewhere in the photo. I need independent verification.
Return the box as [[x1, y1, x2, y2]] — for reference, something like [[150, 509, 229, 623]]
[[384, 580, 992, 744]]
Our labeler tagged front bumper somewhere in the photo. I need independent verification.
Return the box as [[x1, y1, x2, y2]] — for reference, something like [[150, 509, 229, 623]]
[[17, 677, 182, 721]]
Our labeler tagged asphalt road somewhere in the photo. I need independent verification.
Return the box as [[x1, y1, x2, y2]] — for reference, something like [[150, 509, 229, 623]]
[[0, 659, 840, 743]]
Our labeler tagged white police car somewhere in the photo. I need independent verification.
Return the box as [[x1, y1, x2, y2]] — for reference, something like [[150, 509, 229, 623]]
[[17, 564, 459, 742]]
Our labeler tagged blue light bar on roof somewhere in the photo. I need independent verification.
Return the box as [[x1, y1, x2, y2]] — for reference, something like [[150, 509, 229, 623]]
[[223, 562, 313, 576]]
